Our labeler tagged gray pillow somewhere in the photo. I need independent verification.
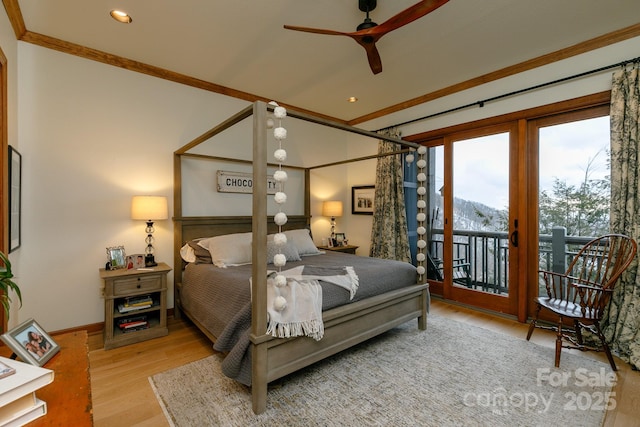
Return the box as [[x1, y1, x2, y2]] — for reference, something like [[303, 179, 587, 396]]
[[188, 240, 214, 264], [284, 228, 322, 256]]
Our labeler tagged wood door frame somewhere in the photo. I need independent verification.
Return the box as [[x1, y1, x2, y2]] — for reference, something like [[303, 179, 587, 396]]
[[407, 92, 611, 322], [525, 104, 611, 322], [441, 121, 520, 316], [0, 46, 8, 332]]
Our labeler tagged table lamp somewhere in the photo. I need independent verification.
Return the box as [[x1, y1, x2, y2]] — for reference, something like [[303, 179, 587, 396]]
[[322, 200, 343, 238], [131, 196, 168, 267]]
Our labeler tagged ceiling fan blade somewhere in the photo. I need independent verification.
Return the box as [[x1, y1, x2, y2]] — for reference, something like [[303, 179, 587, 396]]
[[285, 23, 382, 73], [283, 25, 350, 37], [373, 0, 449, 35], [363, 43, 383, 75], [283, 0, 450, 74]]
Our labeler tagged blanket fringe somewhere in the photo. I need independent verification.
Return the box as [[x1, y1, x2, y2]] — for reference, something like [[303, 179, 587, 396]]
[[346, 266, 359, 299], [266, 319, 325, 341]]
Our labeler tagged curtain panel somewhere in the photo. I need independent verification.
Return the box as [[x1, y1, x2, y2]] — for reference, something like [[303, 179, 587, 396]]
[[607, 65, 640, 369], [370, 128, 411, 262]]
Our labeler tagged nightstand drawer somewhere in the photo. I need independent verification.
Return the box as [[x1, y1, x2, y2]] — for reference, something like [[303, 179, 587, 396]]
[[113, 275, 162, 295]]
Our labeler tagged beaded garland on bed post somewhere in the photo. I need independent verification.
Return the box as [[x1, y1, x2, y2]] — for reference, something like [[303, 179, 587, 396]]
[[268, 101, 290, 312], [406, 146, 428, 283]]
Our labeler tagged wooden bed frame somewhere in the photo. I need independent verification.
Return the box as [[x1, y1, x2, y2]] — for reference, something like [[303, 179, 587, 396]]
[[173, 102, 429, 414]]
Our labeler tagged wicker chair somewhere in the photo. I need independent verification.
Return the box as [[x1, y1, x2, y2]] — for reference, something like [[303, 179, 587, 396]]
[[526, 234, 637, 371]]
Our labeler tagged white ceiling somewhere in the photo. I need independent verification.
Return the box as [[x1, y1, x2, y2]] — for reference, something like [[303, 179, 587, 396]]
[[14, 0, 640, 123]]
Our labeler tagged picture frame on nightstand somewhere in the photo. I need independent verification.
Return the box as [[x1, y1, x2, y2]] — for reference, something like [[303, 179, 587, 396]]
[[106, 246, 126, 270], [126, 254, 146, 269], [1, 318, 60, 366]]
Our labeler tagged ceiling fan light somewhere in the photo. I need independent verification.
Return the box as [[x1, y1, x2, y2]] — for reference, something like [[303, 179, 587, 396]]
[[110, 10, 132, 24]]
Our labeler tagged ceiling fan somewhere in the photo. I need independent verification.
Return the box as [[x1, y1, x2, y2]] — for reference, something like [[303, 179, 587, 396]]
[[284, 0, 449, 75]]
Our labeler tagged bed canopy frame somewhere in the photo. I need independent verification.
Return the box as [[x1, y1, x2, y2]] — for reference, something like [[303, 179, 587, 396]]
[[173, 101, 429, 414]]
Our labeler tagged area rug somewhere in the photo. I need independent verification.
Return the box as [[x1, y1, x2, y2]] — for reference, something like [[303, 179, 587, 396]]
[[149, 315, 614, 426]]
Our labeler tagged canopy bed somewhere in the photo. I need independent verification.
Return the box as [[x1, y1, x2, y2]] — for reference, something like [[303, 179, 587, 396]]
[[172, 101, 430, 414]]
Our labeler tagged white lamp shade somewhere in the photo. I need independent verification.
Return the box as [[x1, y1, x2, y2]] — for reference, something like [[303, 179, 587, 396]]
[[131, 196, 168, 221], [322, 200, 343, 217]]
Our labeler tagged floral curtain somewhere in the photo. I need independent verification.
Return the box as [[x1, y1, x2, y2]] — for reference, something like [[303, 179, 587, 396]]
[[369, 128, 411, 261], [605, 64, 640, 369]]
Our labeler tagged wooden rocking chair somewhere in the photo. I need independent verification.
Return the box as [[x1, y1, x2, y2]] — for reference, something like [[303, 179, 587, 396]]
[[526, 234, 637, 371]]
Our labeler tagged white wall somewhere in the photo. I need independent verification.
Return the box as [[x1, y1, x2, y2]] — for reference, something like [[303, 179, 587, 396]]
[[14, 43, 245, 331], [363, 37, 640, 134], [13, 41, 352, 332]]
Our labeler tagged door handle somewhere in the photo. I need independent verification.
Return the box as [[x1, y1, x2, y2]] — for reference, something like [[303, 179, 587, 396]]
[[510, 230, 518, 247]]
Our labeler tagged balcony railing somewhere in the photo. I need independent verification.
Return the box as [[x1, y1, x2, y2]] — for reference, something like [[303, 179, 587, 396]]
[[429, 227, 595, 295]]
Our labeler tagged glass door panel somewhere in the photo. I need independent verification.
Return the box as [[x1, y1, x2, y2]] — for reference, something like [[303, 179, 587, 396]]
[[451, 133, 511, 295], [443, 126, 519, 316], [536, 116, 610, 303]]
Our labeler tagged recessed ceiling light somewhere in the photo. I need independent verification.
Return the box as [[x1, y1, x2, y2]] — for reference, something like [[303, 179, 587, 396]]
[[348, 97, 358, 103], [110, 10, 132, 24]]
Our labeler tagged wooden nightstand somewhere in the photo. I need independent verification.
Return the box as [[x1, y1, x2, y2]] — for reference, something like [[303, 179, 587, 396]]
[[318, 245, 359, 255], [99, 262, 171, 350]]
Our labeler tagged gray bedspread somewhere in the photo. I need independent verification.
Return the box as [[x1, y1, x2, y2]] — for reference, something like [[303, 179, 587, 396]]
[[181, 251, 418, 385]]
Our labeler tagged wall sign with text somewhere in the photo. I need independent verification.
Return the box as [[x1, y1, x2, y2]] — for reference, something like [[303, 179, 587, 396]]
[[216, 170, 277, 194]]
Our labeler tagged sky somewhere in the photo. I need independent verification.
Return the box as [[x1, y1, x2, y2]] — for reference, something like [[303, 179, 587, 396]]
[[434, 116, 610, 211]]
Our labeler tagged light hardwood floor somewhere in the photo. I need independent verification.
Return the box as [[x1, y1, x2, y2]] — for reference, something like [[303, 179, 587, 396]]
[[88, 299, 640, 426]]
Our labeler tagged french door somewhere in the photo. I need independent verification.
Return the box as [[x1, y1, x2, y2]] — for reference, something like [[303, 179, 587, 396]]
[[426, 123, 521, 315], [527, 107, 610, 321], [414, 94, 611, 321]]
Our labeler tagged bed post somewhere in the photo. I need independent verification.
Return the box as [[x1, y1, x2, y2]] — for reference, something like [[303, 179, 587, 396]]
[[251, 101, 269, 414], [173, 152, 183, 319]]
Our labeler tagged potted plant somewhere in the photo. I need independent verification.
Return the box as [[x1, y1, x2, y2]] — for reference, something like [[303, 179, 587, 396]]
[[0, 251, 22, 319]]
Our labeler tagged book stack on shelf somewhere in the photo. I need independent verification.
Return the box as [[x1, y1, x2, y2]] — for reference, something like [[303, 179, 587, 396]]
[[117, 294, 153, 314], [117, 315, 149, 333], [0, 356, 54, 426]]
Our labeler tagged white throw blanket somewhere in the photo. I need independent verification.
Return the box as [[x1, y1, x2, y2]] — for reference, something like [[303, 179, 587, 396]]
[[265, 265, 359, 341]]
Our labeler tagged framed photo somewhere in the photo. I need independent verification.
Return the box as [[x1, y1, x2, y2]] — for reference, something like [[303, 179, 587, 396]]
[[1, 318, 60, 366], [126, 254, 146, 269], [8, 146, 21, 253], [327, 237, 335, 248], [335, 233, 346, 245], [352, 185, 375, 215], [107, 246, 126, 270]]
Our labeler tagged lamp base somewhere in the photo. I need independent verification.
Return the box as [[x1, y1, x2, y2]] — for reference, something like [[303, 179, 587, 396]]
[[145, 254, 157, 267]]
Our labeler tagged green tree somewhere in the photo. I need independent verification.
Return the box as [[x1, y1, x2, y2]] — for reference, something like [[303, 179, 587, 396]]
[[539, 152, 610, 236]]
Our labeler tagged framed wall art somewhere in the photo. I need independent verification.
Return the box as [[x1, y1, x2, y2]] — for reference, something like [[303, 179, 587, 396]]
[[1, 318, 60, 366], [8, 146, 21, 252], [352, 185, 375, 215]]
